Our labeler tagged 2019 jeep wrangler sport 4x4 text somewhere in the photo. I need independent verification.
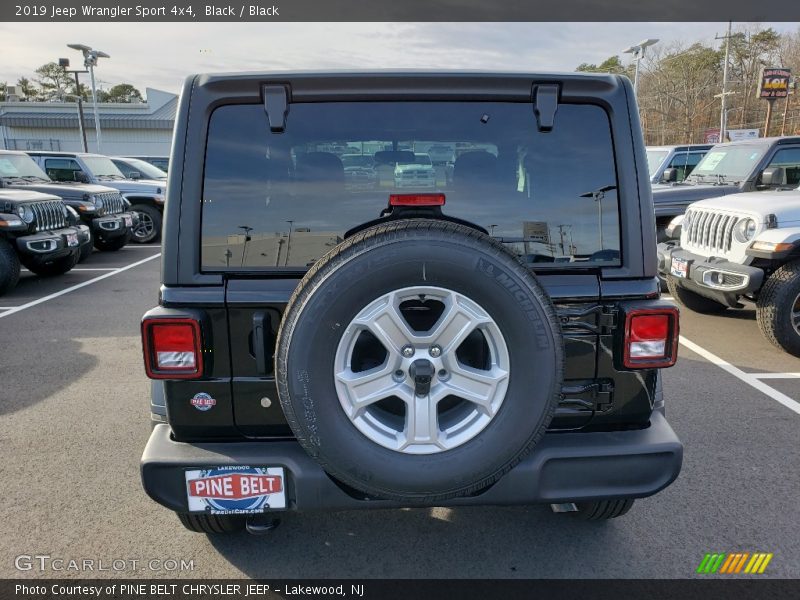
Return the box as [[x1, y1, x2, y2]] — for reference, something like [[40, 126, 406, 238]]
[[140, 71, 683, 534]]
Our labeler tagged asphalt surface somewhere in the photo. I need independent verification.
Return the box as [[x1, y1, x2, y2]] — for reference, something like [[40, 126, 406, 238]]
[[1, 245, 799, 579]]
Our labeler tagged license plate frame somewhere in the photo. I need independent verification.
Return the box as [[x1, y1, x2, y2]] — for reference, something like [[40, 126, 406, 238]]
[[66, 233, 79, 247], [124, 215, 132, 227], [185, 467, 286, 514], [670, 256, 689, 278]]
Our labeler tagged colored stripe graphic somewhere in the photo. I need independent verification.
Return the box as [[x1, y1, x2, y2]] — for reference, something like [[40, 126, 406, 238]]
[[697, 552, 772, 574]]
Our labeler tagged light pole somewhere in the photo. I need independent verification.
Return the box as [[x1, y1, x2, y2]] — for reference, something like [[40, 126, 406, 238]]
[[59, 58, 89, 152], [716, 22, 734, 142], [623, 38, 659, 96], [67, 44, 110, 153]]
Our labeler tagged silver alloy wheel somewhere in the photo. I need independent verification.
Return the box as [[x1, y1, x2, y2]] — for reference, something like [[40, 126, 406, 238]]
[[133, 210, 154, 240], [333, 286, 510, 454], [792, 293, 800, 336]]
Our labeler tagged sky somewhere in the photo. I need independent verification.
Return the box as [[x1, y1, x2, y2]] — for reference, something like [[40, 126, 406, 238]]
[[0, 22, 798, 96]]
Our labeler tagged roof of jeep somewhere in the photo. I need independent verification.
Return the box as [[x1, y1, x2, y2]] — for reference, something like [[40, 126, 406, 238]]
[[25, 151, 106, 158], [193, 68, 619, 80], [709, 136, 800, 148], [647, 144, 714, 152], [189, 69, 623, 96]]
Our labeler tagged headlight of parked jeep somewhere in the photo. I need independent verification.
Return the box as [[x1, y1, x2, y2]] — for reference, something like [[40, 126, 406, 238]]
[[734, 218, 757, 243], [92, 195, 104, 211], [665, 214, 685, 239], [16, 205, 34, 224]]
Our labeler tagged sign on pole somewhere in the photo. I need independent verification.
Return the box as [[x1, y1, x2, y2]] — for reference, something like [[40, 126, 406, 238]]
[[523, 221, 550, 244], [727, 129, 760, 141], [704, 128, 721, 144], [758, 67, 792, 99]]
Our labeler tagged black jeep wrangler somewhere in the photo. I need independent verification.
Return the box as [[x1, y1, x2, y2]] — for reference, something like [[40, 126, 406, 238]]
[[0, 189, 88, 295], [141, 72, 683, 533], [0, 150, 136, 261]]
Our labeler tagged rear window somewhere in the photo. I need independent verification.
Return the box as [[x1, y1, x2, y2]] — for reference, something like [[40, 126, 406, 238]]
[[201, 101, 621, 271]]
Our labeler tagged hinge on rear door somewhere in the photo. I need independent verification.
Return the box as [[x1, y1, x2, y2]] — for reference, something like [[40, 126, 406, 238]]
[[598, 305, 617, 334], [560, 380, 614, 413], [558, 304, 617, 335], [262, 84, 289, 133], [532, 83, 560, 132]]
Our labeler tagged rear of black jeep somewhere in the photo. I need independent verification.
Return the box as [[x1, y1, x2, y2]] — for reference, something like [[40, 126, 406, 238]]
[[140, 72, 682, 533]]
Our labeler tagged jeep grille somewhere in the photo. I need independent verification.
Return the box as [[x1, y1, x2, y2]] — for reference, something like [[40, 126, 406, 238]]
[[684, 208, 740, 254], [98, 192, 125, 215], [32, 201, 67, 232]]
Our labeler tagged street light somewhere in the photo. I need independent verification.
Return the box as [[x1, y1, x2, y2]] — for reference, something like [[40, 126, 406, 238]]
[[623, 38, 659, 96], [58, 58, 89, 152], [67, 43, 110, 152]]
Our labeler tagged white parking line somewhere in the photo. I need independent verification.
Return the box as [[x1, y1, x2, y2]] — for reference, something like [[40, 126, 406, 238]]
[[0, 307, 18, 310], [679, 336, 800, 416], [0, 253, 161, 320], [70, 268, 118, 271], [750, 372, 800, 379]]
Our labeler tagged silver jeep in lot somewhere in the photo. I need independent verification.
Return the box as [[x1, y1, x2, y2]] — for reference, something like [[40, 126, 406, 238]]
[[658, 185, 800, 356]]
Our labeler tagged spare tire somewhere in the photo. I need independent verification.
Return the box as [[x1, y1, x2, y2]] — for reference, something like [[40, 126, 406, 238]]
[[275, 220, 563, 502]]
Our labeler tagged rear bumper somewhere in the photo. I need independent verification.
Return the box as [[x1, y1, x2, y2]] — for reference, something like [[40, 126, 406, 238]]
[[141, 412, 683, 513], [657, 242, 764, 306]]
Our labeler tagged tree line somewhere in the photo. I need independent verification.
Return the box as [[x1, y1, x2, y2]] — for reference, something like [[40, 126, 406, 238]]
[[580, 25, 800, 144], [0, 62, 144, 103]]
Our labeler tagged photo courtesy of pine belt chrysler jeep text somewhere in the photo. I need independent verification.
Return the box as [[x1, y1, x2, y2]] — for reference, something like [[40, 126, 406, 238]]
[[139, 71, 683, 534]]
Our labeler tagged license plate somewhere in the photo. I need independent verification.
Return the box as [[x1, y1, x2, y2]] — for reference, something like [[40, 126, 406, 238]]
[[185, 467, 286, 513], [670, 256, 688, 278], [66, 233, 79, 247], [124, 216, 132, 227]]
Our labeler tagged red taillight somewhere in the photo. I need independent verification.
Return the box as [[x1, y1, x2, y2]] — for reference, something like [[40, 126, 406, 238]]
[[389, 193, 446, 206], [623, 308, 679, 369], [142, 317, 203, 379]]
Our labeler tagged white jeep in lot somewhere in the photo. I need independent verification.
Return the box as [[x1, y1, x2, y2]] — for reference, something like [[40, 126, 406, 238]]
[[658, 181, 800, 355]]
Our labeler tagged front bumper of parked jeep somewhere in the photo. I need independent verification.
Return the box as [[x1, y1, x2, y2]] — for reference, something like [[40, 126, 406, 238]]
[[15, 224, 89, 259], [657, 242, 765, 307]]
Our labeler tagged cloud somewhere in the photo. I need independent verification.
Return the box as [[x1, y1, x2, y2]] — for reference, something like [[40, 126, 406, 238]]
[[0, 22, 796, 94]]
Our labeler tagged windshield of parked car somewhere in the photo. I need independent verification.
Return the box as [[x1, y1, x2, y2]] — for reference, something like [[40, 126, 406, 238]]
[[201, 101, 622, 271], [116, 157, 168, 180], [341, 155, 374, 168], [81, 156, 127, 179], [690, 144, 768, 182], [0, 153, 51, 181], [645, 150, 669, 177]]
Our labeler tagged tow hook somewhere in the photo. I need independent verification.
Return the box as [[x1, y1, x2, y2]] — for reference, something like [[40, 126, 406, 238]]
[[409, 358, 435, 397], [245, 515, 281, 535]]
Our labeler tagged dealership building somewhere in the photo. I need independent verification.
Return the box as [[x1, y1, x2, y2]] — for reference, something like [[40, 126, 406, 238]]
[[0, 87, 176, 155]]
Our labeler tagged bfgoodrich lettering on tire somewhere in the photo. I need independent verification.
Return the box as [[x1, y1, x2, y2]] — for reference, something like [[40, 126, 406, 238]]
[[274, 220, 564, 502]]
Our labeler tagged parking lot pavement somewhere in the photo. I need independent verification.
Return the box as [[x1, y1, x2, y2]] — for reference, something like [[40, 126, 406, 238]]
[[0, 246, 161, 315], [0, 259, 798, 579]]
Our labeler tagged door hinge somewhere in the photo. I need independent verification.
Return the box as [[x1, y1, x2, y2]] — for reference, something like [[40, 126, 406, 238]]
[[560, 380, 614, 413], [262, 84, 290, 133], [532, 83, 560, 132], [558, 304, 617, 335]]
